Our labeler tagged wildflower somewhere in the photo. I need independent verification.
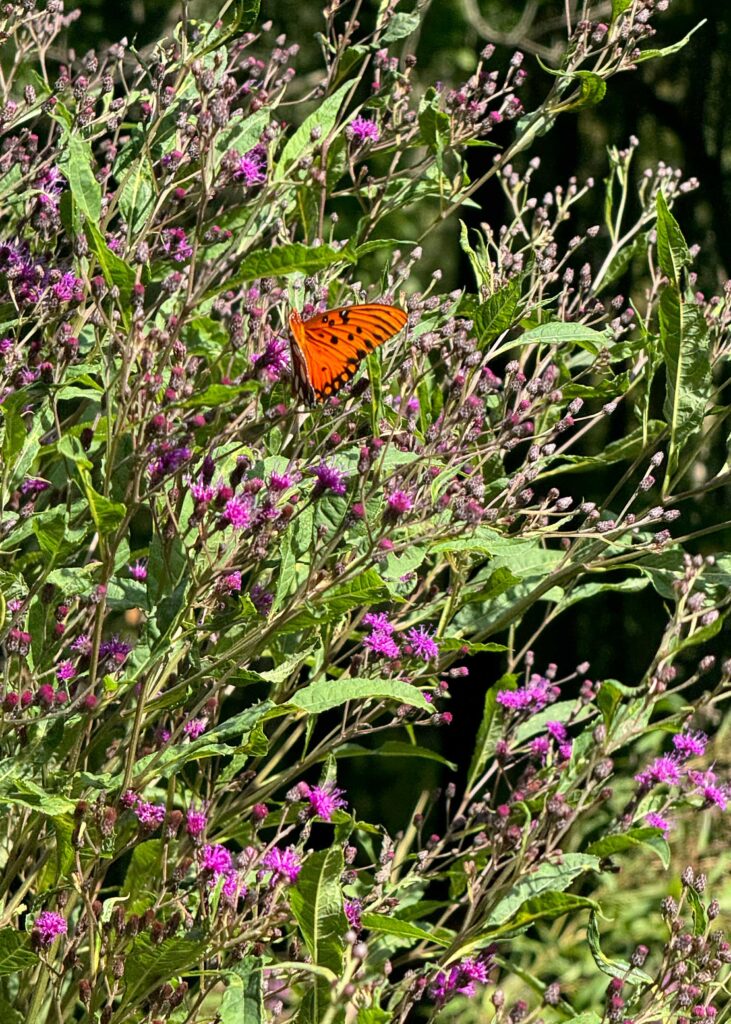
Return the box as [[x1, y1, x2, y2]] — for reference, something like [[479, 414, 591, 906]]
[[363, 612, 393, 632], [129, 560, 147, 581], [51, 272, 83, 302], [219, 571, 242, 593], [186, 807, 207, 838], [134, 800, 166, 829], [251, 335, 290, 382], [348, 116, 380, 144], [406, 626, 439, 661], [672, 730, 708, 759], [303, 782, 348, 822], [364, 627, 401, 660], [261, 845, 302, 884], [33, 911, 67, 948], [99, 636, 132, 667], [312, 462, 348, 497], [149, 444, 192, 480], [56, 660, 75, 682], [497, 674, 558, 713], [220, 870, 245, 904], [233, 144, 267, 186], [634, 754, 682, 790], [645, 812, 672, 833], [269, 471, 295, 492], [20, 478, 50, 495], [429, 951, 494, 1003], [222, 494, 253, 530], [530, 736, 550, 762], [386, 490, 414, 515], [184, 718, 207, 740], [688, 769, 728, 810], [250, 584, 273, 616], [202, 843, 233, 877], [71, 634, 92, 655], [546, 721, 567, 741], [345, 898, 362, 931], [161, 227, 193, 262]]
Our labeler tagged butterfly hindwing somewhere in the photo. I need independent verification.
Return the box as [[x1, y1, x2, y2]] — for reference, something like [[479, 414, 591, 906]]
[[288, 303, 407, 403]]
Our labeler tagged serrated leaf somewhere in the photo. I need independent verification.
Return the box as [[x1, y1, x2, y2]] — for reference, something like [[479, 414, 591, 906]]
[[360, 912, 452, 946], [207, 243, 353, 297], [586, 827, 670, 868], [220, 957, 265, 1024], [655, 190, 691, 284], [58, 131, 101, 221], [0, 930, 38, 975], [332, 739, 457, 771], [382, 11, 420, 42], [473, 279, 523, 344], [283, 568, 391, 630], [291, 677, 433, 715], [487, 854, 600, 925]]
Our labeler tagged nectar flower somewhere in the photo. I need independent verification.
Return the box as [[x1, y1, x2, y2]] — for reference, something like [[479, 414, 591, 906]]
[[672, 730, 708, 759], [303, 782, 348, 822], [56, 660, 75, 682], [233, 144, 267, 186], [184, 718, 207, 739], [386, 490, 414, 515], [645, 812, 672, 833], [261, 845, 302, 884], [364, 627, 401, 660], [161, 227, 193, 263], [497, 674, 558, 713], [363, 612, 393, 633], [186, 807, 207, 838], [33, 911, 67, 948], [406, 626, 439, 661], [312, 462, 348, 497], [134, 801, 166, 829], [223, 494, 253, 530], [634, 754, 683, 790], [202, 843, 233, 877], [129, 560, 147, 581], [348, 116, 380, 144]]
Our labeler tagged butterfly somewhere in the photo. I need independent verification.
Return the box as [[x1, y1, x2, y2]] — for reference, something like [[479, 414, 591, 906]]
[[288, 302, 407, 404]]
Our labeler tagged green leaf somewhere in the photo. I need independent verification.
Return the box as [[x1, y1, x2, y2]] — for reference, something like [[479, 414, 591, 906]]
[[275, 80, 354, 180], [31, 507, 67, 557], [439, 638, 507, 653], [239, 0, 261, 32], [357, 1009, 392, 1024], [283, 568, 392, 630], [123, 935, 208, 1001], [290, 848, 346, 1021], [508, 321, 607, 354], [488, 892, 599, 939], [473, 279, 523, 344], [562, 71, 607, 111], [332, 739, 457, 771], [655, 190, 691, 284], [215, 108, 270, 158], [0, 996, 23, 1023], [207, 243, 353, 297], [586, 827, 670, 869], [118, 156, 156, 235], [686, 886, 707, 937], [467, 676, 516, 787], [58, 131, 101, 221], [0, 392, 28, 465], [0, 778, 76, 817], [121, 840, 163, 907], [360, 912, 452, 946], [78, 469, 126, 536], [487, 854, 600, 925], [659, 291, 711, 483], [419, 89, 451, 152], [382, 11, 419, 41], [635, 20, 706, 64], [220, 957, 266, 1024], [291, 677, 433, 715], [0, 930, 38, 975], [611, 0, 633, 22], [461, 567, 521, 606], [587, 912, 653, 984]]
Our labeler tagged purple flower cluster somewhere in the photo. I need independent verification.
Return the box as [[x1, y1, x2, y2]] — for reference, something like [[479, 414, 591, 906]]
[[428, 948, 495, 1004], [497, 674, 560, 713], [300, 781, 348, 822], [261, 845, 302, 884], [233, 143, 267, 186], [634, 730, 727, 810], [32, 910, 67, 948], [362, 614, 440, 662]]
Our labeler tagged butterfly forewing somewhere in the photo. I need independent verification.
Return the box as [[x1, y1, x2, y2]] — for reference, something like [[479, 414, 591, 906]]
[[288, 303, 407, 403]]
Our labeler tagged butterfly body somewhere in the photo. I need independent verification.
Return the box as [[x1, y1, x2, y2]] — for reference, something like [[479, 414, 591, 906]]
[[288, 303, 407, 404]]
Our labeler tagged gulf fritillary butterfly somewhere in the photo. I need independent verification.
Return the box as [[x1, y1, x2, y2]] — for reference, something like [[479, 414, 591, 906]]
[[288, 303, 407, 404]]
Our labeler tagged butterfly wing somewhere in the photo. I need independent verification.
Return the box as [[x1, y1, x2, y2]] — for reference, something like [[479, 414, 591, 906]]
[[289, 303, 407, 403]]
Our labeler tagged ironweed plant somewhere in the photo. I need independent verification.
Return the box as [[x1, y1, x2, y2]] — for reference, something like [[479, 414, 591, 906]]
[[0, 0, 728, 1022]]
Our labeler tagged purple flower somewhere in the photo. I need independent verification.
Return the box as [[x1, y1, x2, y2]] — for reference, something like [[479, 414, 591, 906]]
[[303, 782, 348, 822], [186, 807, 207, 838], [71, 633, 92, 655], [261, 845, 302, 885], [406, 626, 439, 661], [312, 463, 348, 497], [428, 950, 494, 1004], [496, 674, 558, 713], [190, 479, 216, 503], [645, 812, 672, 833], [634, 754, 683, 790], [529, 736, 550, 762], [672, 730, 708, 759], [129, 560, 147, 581], [251, 335, 290, 383], [269, 471, 295, 492], [220, 869, 245, 905], [348, 116, 380, 144], [363, 612, 393, 632], [184, 718, 207, 739], [149, 444, 192, 481], [386, 490, 413, 515], [20, 477, 50, 495], [345, 897, 362, 931], [688, 769, 728, 810], [223, 494, 253, 530], [134, 801, 166, 829], [250, 583, 273, 617], [99, 636, 132, 666], [233, 144, 267, 186], [202, 843, 233, 877], [52, 272, 83, 303], [546, 721, 567, 742], [161, 227, 193, 262], [33, 911, 67, 947], [219, 571, 242, 592], [56, 660, 75, 682], [364, 628, 401, 660]]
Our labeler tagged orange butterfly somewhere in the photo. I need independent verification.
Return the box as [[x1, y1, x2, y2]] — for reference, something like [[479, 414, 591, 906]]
[[288, 302, 407, 404]]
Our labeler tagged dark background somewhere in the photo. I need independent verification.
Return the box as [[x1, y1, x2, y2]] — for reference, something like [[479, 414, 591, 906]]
[[65, 1, 726, 825]]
